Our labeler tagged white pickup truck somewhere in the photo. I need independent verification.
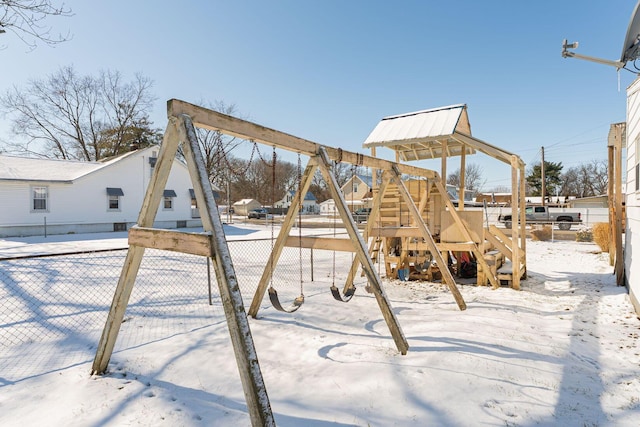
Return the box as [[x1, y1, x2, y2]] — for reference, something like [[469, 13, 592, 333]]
[[498, 206, 582, 231]]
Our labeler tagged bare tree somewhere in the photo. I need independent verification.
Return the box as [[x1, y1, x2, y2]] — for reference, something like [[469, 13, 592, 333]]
[[561, 160, 608, 198], [228, 154, 296, 205], [0, 0, 73, 50], [0, 65, 157, 160], [192, 100, 241, 192], [446, 163, 486, 195]]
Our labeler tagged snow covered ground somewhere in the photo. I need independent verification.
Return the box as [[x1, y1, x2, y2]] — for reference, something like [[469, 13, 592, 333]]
[[0, 224, 639, 426]]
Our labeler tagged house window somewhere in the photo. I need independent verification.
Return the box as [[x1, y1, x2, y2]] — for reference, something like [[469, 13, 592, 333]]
[[353, 183, 358, 194], [189, 189, 197, 207], [106, 187, 124, 211], [163, 189, 177, 210], [109, 195, 120, 210], [31, 186, 48, 212], [149, 151, 157, 178]]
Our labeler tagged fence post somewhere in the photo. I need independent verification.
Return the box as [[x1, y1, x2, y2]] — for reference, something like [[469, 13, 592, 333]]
[[207, 257, 212, 305], [310, 247, 314, 282], [44, 217, 47, 238]]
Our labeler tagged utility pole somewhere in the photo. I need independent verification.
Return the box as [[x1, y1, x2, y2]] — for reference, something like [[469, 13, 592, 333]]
[[541, 146, 546, 207]]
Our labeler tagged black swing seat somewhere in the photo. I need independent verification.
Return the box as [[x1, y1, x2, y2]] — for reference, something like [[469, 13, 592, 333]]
[[330, 285, 355, 302], [268, 287, 304, 313]]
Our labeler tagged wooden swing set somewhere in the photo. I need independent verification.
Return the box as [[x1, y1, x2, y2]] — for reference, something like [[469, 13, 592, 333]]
[[91, 99, 511, 426]]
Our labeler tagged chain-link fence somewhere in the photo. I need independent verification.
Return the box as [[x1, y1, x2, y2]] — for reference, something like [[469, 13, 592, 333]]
[[0, 235, 365, 383]]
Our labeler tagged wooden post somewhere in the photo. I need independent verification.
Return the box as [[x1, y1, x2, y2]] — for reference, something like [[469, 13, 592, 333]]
[[511, 155, 521, 290], [441, 139, 448, 189], [432, 178, 499, 290], [344, 173, 392, 292], [92, 119, 182, 375], [608, 144, 615, 266], [459, 145, 466, 210], [317, 148, 409, 355], [92, 115, 275, 427], [176, 115, 274, 426], [519, 163, 527, 279], [391, 168, 468, 308], [613, 124, 624, 285]]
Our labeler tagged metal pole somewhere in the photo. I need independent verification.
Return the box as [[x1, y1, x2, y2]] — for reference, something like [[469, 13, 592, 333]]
[[541, 146, 546, 207], [44, 217, 47, 238], [207, 257, 212, 305], [310, 247, 314, 282]]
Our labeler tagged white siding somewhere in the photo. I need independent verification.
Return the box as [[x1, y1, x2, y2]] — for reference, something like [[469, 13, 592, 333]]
[[0, 147, 201, 236], [626, 77, 640, 314]]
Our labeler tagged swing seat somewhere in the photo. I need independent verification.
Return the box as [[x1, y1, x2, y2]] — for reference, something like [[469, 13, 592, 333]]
[[330, 285, 355, 302], [414, 261, 430, 273], [268, 287, 304, 313]]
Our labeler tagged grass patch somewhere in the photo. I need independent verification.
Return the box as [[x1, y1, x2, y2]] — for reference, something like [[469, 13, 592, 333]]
[[593, 222, 610, 252], [531, 225, 552, 241]]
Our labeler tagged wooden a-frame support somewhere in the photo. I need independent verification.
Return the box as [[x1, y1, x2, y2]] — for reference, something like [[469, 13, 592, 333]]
[[342, 170, 471, 308], [248, 148, 410, 355], [91, 115, 275, 427]]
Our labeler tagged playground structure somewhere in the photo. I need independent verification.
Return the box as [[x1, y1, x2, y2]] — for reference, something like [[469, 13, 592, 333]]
[[362, 104, 527, 290], [92, 99, 526, 426]]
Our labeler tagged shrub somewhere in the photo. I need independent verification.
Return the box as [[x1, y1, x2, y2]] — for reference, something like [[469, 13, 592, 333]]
[[575, 227, 593, 242], [531, 225, 552, 241], [592, 222, 610, 252]]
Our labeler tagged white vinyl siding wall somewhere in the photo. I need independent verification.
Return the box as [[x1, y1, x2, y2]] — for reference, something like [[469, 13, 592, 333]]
[[625, 77, 640, 314]]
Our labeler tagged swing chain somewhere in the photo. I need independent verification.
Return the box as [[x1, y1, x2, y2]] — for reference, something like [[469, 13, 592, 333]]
[[297, 153, 304, 296], [269, 146, 277, 288]]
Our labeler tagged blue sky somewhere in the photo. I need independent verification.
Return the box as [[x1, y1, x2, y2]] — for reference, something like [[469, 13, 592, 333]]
[[1, 0, 638, 191]]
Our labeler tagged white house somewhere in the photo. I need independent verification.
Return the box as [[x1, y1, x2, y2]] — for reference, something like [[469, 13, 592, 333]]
[[232, 199, 262, 216], [0, 146, 203, 237], [319, 199, 337, 215], [274, 190, 318, 214], [625, 77, 640, 315]]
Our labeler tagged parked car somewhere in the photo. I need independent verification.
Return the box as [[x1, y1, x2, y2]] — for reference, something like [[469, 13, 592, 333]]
[[498, 205, 581, 230], [353, 207, 371, 223], [248, 208, 268, 219]]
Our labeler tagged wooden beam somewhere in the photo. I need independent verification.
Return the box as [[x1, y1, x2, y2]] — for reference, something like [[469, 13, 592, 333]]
[[129, 227, 212, 256], [371, 227, 422, 238], [317, 148, 409, 354], [284, 235, 356, 252], [178, 115, 275, 426], [454, 132, 519, 166], [608, 144, 615, 266], [486, 226, 513, 261], [459, 146, 466, 210], [519, 163, 527, 279], [248, 159, 318, 318], [433, 179, 500, 289], [391, 167, 467, 308], [344, 172, 393, 292], [167, 99, 436, 179], [612, 123, 624, 285], [510, 155, 521, 290], [92, 119, 182, 375]]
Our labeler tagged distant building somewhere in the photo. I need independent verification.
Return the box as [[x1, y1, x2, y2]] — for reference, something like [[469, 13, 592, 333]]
[[319, 199, 337, 215], [274, 190, 319, 214], [232, 199, 262, 216], [568, 195, 608, 208], [340, 174, 373, 210]]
